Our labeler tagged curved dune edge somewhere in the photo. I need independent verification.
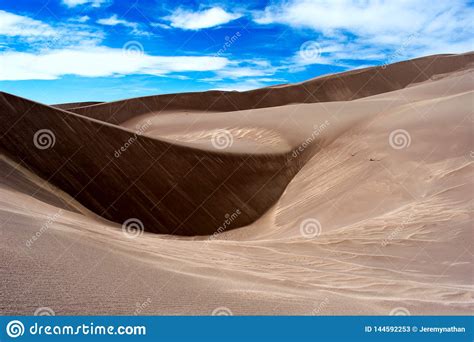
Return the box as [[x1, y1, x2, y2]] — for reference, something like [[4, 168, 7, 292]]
[[0, 91, 313, 235], [66, 52, 473, 125], [52, 101, 104, 110]]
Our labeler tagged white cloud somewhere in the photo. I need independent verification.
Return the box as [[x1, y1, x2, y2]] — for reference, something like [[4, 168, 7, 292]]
[[62, 0, 108, 8], [254, 0, 428, 35], [290, 39, 385, 69], [0, 10, 103, 49], [0, 10, 56, 37], [254, 0, 474, 66], [0, 47, 229, 80], [97, 15, 135, 28], [151, 22, 171, 30], [217, 67, 271, 78], [164, 7, 242, 30], [97, 15, 149, 35], [70, 15, 90, 23]]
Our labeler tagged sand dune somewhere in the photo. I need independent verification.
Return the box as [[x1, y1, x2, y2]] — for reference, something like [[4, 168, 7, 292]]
[[0, 92, 308, 235], [52, 101, 103, 110], [64, 52, 473, 125], [0, 53, 472, 314], [1, 53, 473, 236]]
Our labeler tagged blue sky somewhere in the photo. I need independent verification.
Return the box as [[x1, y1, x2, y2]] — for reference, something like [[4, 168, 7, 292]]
[[0, 0, 472, 104]]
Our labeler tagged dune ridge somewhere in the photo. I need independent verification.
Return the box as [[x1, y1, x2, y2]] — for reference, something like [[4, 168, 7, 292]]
[[0, 92, 309, 235], [66, 53, 473, 125], [52, 101, 103, 110]]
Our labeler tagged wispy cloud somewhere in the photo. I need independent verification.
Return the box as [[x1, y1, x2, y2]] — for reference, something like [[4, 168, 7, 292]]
[[0, 46, 229, 80], [1, 1, 472, 104], [254, 0, 474, 67], [97, 14, 135, 28], [150, 22, 171, 30], [216, 59, 277, 79], [97, 14, 150, 35], [0, 10, 56, 37], [0, 9, 253, 83], [69, 15, 91, 23], [62, 0, 109, 8], [0, 10, 103, 49], [164, 7, 242, 30], [199, 58, 282, 91]]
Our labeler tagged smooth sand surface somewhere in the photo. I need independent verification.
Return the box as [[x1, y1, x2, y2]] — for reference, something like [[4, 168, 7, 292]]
[[0, 53, 472, 315]]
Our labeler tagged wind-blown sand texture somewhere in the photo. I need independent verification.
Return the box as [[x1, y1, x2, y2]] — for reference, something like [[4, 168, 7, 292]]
[[0, 52, 473, 314]]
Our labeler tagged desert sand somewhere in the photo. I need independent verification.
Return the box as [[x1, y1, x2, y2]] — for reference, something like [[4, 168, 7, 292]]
[[0, 53, 472, 315]]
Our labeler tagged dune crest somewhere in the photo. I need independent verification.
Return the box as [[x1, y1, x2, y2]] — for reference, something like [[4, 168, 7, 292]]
[[66, 53, 473, 125], [0, 92, 310, 235]]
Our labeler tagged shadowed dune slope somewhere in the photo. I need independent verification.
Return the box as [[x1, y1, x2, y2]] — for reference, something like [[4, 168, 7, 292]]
[[66, 52, 473, 125], [0, 93, 309, 235]]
